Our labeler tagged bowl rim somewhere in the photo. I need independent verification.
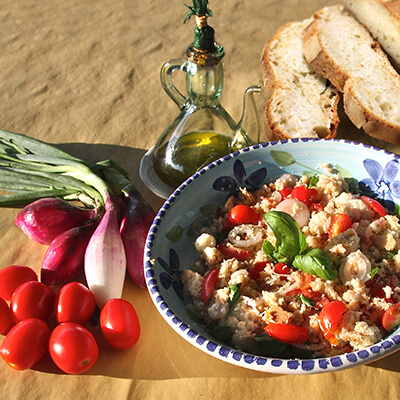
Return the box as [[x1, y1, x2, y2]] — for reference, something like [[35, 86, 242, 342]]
[[144, 138, 400, 375]]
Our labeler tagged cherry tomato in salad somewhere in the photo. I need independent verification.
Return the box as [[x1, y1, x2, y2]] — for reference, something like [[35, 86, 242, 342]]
[[228, 205, 259, 225], [291, 185, 320, 207], [273, 262, 291, 275], [309, 203, 324, 213], [0, 296, 12, 335], [300, 288, 329, 309], [56, 282, 96, 325], [361, 196, 387, 217], [368, 284, 393, 302], [201, 269, 219, 304], [264, 322, 309, 344], [250, 261, 267, 280], [11, 281, 56, 322], [328, 213, 352, 239], [382, 303, 400, 332], [100, 299, 141, 350], [217, 242, 250, 261], [49, 322, 99, 374], [0, 265, 38, 301], [279, 186, 293, 199], [318, 301, 346, 342], [0, 318, 50, 370]]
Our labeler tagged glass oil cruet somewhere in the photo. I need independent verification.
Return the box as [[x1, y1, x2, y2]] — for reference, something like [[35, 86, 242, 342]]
[[152, 0, 261, 188]]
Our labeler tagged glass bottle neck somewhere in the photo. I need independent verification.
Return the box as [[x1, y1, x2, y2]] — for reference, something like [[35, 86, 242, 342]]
[[185, 61, 224, 105]]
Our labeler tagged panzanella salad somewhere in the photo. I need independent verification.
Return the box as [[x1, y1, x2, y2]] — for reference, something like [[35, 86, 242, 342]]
[[181, 172, 400, 358]]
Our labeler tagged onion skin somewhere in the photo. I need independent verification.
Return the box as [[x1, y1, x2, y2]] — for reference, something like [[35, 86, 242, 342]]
[[119, 187, 155, 287], [41, 221, 98, 285], [84, 205, 127, 308], [15, 198, 98, 245]]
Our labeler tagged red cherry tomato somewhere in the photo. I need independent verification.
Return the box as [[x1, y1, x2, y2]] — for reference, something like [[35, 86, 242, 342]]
[[310, 203, 324, 213], [279, 186, 293, 199], [228, 205, 259, 225], [382, 303, 400, 332], [100, 299, 141, 350], [318, 301, 346, 341], [369, 284, 393, 302], [250, 261, 267, 280], [49, 322, 99, 374], [329, 213, 352, 239], [56, 282, 96, 325], [264, 322, 309, 344], [361, 196, 387, 217], [11, 281, 56, 322], [201, 269, 219, 304], [0, 265, 38, 301], [291, 185, 320, 207], [273, 262, 291, 275], [0, 318, 50, 370], [217, 242, 250, 261], [0, 297, 13, 335]]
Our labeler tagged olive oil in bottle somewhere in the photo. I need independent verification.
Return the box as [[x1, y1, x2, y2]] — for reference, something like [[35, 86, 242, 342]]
[[153, 131, 233, 187], [151, 0, 260, 191]]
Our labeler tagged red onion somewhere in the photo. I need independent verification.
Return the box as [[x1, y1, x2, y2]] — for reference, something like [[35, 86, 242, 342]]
[[41, 220, 98, 285], [84, 202, 127, 308], [15, 198, 98, 245], [119, 187, 155, 287]]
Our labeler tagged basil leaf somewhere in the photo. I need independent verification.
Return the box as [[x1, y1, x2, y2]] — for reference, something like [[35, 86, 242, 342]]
[[387, 251, 396, 261], [297, 294, 315, 308], [209, 326, 233, 343], [263, 211, 307, 263], [293, 248, 337, 280], [286, 346, 314, 359], [254, 334, 287, 357], [229, 283, 242, 309], [308, 175, 319, 188], [262, 239, 275, 259], [370, 266, 378, 279]]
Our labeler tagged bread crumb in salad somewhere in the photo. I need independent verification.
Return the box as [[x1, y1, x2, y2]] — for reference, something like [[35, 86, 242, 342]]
[[182, 173, 400, 358]]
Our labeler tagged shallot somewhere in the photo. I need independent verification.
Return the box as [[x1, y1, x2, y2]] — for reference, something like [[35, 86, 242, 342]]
[[339, 250, 372, 284], [41, 221, 98, 285], [119, 187, 155, 287], [0, 129, 154, 307], [84, 202, 127, 308], [15, 198, 98, 244], [275, 198, 310, 228]]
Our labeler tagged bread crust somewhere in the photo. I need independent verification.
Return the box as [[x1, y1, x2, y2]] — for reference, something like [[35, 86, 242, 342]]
[[261, 20, 340, 140], [344, 80, 400, 143], [303, 5, 400, 143], [380, 0, 400, 21], [343, 0, 400, 71], [303, 10, 350, 92], [261, 22, 294, 90]]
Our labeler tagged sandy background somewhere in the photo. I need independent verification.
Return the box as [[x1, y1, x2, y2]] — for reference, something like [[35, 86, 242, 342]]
[[0, 0, 400, 399]]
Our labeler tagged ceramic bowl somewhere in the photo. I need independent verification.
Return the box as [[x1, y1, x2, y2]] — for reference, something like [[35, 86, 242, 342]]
[[144, 138, 400, 375]]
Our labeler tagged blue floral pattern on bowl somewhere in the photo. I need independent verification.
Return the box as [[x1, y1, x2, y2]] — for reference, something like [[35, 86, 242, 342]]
[[359, 159, 400, 211], [212, 159, 267, 193], [145, 138, 400, 375]]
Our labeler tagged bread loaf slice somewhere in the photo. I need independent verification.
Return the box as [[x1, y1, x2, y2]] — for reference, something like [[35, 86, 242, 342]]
[[260, 20, 340, 140], [343, 0, 400, 71], [303, 5, 400, 143]]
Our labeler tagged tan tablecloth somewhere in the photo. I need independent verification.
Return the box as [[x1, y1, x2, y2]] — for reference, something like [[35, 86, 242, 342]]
[[1, 0, 400, 399]]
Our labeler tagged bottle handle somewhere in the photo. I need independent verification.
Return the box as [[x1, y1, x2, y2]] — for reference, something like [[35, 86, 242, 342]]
[[160, 59, 188, 109]]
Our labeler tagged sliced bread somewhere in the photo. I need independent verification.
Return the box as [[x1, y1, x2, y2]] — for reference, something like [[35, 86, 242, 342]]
[[343, 0, 400, 71], [260, 20, 340, 140], [303, 5, 400, 144]]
